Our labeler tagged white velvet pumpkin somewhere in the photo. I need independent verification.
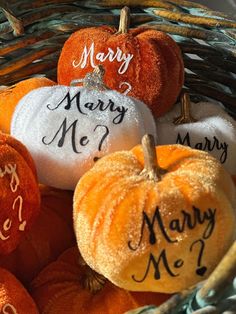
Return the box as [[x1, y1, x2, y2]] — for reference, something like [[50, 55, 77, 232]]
[[11, 85, 156, 190], [156, 101, 236, 174]]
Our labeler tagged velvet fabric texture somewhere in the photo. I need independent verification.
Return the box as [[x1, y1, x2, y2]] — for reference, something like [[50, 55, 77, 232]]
[[31, 247, 170, 314], [0, 267, 39, 314], [0, 185, 75, 285], [0, 133, 40, 255], [11, 85, 156, 189], [73, 144, 236, 293], [156, 101, 236, 175], [0, 77, 56, 134], [57, 26, 184, 117]]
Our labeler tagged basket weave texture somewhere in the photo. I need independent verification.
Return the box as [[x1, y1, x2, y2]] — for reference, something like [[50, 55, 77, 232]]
[[0, 2, 236, 314], [0, 0, 236, 117]]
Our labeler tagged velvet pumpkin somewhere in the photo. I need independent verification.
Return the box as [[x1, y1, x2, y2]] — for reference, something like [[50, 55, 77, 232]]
[[0, 132, 40, 255], [31, 247, 170, 314], [0, 185, 75, 285], [0, 267, 39, 314], [73, 135, 236, 293], [0, 77, 56, 134], [11, 67, 156, 190], [57, 7, 184, 117], [156, 93, 236, 174]]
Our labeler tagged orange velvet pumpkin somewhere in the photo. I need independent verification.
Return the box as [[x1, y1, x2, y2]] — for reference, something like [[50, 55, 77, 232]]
[[31, 247, 170, 314], [0, 77, 56, 134], [0, 185, 75, 285], [73, 135, 236, 293], [0, 132, 40, 255], [57, 7, 184, 117], [0, 267, 39, 314]]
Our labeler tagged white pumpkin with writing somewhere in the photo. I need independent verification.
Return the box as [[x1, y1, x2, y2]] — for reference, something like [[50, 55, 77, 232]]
[[156, 94, 236, 174], [11, 67, 156, 190]]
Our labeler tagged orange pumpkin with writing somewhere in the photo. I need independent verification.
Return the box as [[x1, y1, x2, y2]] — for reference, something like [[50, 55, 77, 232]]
[[0, 77, 56, 134], [0, 132, 40, 255], [31, 247, 170, 314], [58, 7, 184, 117], [0, 185, 75, 285], [0, 267, 39, 314], [73, 135, 236, 293]]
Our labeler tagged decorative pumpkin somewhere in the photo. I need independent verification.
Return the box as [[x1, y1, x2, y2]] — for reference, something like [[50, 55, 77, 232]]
[[155, 93, 236, 174], [0, 185, 75, 285], [0, 77, 56, 134], [31, 247, 170, 314], [11, 66, 156, 190], [57, 7, 184, 117], [0, 132, 40, 255], [73, 134, 236, 293], [0, 267, 39, 314]]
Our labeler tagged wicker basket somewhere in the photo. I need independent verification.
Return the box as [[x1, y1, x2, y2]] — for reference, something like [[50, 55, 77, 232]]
[[1, 0, 236, 117], [1, 1, 236, 313]]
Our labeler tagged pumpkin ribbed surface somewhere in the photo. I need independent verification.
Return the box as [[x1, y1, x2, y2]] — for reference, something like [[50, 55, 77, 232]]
[[31, 247, 170, 314], [0, 185, 75, 285], [0, 78, 56, 134], [0, 267, 39, 314], [0, 132, 40, 255], [58, 26, 184, 117], [73, 144, 236, 293]]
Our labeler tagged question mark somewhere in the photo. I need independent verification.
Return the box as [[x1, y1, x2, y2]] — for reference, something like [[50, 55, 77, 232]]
[[119, 82, 132, 96], [190, 239, 208, 277], [12, 195, 26, 232], [93, 125, 110, 162], [2, 304, 18, 314]]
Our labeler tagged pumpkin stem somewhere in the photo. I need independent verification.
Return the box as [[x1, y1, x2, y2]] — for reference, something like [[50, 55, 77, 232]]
[[173, 92, 197, 125], [117, 6, 130, 34], [78, 255, 106, 294], [141, 134, 166, 181], [70, 65, 109, 91]]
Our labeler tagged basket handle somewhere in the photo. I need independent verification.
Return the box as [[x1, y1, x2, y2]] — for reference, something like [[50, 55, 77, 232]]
[[196, 240, 236, 305]]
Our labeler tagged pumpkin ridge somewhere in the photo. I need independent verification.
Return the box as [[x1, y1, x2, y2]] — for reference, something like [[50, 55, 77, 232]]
[[90, 178, 154, 266], [0, 135, 38, 179], [136, 29, 184, 84], [79, 177, 144, 263], [0, 145, 40, 253], [0, 78, 56, 134], [31, 269, 80, 291], [57, 27, 115, 86], [73, 151, 142, 206], [135, 30, 184, 116], [42, 284, 80, 314]]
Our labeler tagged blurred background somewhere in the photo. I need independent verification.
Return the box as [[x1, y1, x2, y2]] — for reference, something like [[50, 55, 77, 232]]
[[192, 0, 236, 16]]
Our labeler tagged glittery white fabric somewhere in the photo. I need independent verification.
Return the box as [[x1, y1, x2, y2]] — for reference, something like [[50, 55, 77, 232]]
[[156, 101, 236, 174], [11, 86, 156, 189]]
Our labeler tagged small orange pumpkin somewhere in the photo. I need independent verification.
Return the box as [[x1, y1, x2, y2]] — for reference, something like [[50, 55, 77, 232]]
[[0, 132, 40, 255], [0, 77, 56, 134], [57, 7, 184, 117], [73, 135, 236, 293], [31, 247, 170, 314], [0, 185, 75, 285], [0, 267, 39, 314]]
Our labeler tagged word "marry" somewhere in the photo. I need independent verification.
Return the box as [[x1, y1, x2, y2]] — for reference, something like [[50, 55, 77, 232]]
[[72, 42, 134, 74]]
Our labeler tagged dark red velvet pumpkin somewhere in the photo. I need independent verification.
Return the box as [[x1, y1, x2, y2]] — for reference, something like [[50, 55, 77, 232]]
[[57, 7, 184, 117]]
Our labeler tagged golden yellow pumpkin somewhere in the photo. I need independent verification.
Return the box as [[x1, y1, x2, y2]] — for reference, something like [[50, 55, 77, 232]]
[[73, 135, 236, 293]]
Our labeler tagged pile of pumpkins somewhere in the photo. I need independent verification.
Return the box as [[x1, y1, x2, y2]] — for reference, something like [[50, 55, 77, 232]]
[[0, 7, 235, 314]]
